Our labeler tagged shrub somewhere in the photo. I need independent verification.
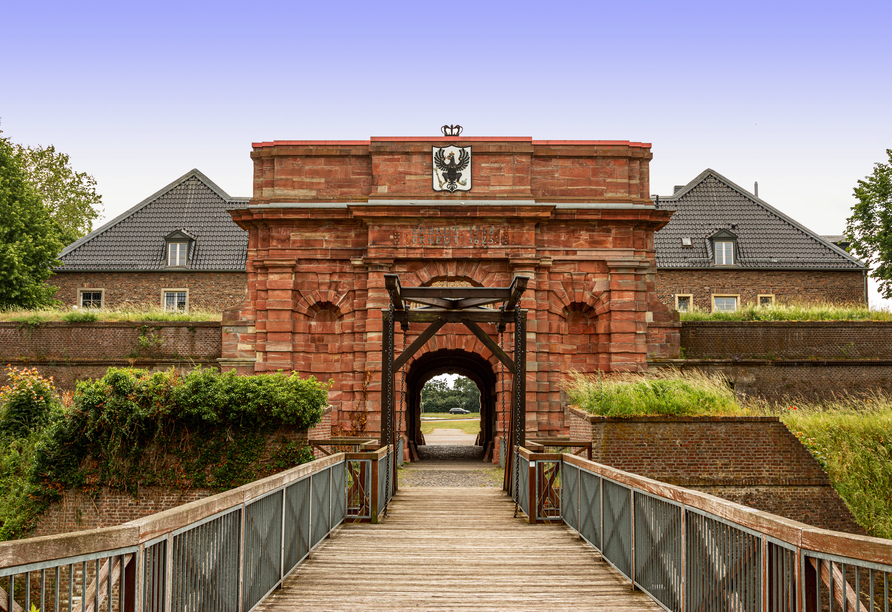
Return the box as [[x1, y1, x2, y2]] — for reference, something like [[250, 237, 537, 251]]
[[30, 367, 329, 496], [0, 366, 58, 437], [566, 369, 741, 417]]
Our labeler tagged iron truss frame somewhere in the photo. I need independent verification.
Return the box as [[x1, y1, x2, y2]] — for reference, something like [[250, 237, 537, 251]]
[[381, 274, 529, 495]]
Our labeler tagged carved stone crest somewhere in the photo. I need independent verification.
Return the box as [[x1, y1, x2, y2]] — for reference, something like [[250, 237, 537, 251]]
[[432, 145, 472, 193]]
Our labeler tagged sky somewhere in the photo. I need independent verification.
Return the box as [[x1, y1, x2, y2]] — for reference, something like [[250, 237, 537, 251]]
[[3, 0, 891, 305]]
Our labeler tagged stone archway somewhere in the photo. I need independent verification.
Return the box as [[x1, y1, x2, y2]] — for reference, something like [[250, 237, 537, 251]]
[[404, 349, 498, 461]]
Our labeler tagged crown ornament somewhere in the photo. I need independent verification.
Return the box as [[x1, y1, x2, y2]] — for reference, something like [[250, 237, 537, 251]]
[[441, 124, 463, 137]]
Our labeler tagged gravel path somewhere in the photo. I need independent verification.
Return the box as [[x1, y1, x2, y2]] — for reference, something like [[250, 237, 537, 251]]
[[399, 445, 503, 488]]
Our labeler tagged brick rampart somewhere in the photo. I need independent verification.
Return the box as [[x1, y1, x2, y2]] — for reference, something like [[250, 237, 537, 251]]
[[656, 269, 866, 309], [566, 408, 864, 534], [680, 320, 892, 360], [52, 271, 247, 312], [31, 487, 217, 537], [0, 321, 222, 392], [657, 359, 892, 400]]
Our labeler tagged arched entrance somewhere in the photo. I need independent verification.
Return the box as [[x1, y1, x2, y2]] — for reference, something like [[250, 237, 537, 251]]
[[404, 349, 498, 461]]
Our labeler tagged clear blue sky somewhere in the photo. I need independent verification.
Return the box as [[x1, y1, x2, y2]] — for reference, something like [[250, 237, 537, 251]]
[[3, 0, 890, 304]]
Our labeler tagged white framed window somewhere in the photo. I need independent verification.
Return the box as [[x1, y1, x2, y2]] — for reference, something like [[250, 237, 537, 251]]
[[712, 294, 739, 312], [168, 242, 188, 267], [758, 294, 775, 307], [162, 289, 189, 312], [675, 294, 693, 312], [78, 288, 104, 308], [715, 240, 735, 265]]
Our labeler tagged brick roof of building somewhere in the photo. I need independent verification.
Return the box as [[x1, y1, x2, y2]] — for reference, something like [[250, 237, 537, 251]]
[[654, 169, 865, 270], [56, 169, 248, 272]]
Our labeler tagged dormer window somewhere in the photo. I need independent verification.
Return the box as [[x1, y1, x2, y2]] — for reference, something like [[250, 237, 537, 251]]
[[715, 241, 734, 265], [168, 242, 188, 266], [709, 229, 738, 266], [164, 229, 196, 268]]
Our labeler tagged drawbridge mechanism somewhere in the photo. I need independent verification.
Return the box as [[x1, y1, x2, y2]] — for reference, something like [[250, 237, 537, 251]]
[[381, 274, 529, 499]]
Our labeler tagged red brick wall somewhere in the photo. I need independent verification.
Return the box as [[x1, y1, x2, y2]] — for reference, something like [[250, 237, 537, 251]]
[[656, 269, 866, 309], [0, 321, 221, 361], [52, 271, 247, 312], [32, 487, 217, 536], [0, 321, 222, 392], [567, 409, 863, 533], [680, 321, 892, 359], [659, 359, 892, 401]]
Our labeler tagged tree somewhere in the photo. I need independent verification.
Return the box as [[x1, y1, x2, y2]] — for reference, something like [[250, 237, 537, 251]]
[[0, 136, 63, 308], [846, 149, 892, 299], [420, 376, 481, 413], [13, 144, 103, 245]]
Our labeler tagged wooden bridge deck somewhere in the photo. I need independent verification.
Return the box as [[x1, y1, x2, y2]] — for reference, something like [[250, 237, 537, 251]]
[[256, 487, 661, 611]]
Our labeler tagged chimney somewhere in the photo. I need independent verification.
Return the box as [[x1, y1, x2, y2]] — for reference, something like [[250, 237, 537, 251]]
[[754, 181, 759, 197]]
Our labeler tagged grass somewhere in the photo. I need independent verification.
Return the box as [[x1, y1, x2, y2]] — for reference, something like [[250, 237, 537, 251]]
[[565, 369, 741, 417], [769, 396, 892, 540], [680, 302, 892, 322], [420, 419, 481, 436], [0, 306, 222, 323], [421, 413, 481, 420]]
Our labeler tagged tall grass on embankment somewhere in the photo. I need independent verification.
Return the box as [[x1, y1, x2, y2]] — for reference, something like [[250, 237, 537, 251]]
[[565, 371, 892, 539], [775, 396, 892, 540], [565, 370, 741, 417], [0, 306, 222, 323], [680, 302, 892, 322]]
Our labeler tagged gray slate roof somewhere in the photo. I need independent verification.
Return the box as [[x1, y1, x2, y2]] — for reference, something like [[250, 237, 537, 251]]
[[57, 169, 248, 272], [654, 169, 865, 270]]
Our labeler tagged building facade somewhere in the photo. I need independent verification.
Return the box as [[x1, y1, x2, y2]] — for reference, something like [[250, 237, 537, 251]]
[[220, 135, 677, 451], [53, 169, 249, 312], [654, 169, 867, 311]]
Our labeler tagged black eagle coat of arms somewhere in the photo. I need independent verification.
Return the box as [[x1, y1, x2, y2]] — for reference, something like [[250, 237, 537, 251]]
[[432, 145, 471, 192]]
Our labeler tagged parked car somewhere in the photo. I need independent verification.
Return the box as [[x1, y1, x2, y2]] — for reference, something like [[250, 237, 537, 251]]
[[449, 407, 471, 415]]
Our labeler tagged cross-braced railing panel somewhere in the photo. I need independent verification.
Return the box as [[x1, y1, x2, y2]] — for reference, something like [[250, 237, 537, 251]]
[[346, 459, 371, 519], [562, 463, 580, 532], [283, 477, 311, 574], [331, 461, 347, 527], [603, 478, 633, 580], [535, 460, 562, 521], [172, 507, 241, 612], [242, 490, 284, 611], [311, 467, 332, 550], [579, 468, 602, 550], [635, 492, 683, 611]]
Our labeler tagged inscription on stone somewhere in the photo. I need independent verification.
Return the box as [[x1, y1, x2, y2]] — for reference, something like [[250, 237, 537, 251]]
[[408, 225, 501, 247]]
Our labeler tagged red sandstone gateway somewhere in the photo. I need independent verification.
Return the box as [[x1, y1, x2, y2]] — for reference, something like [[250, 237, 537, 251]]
[[221, 134, 680, 460]]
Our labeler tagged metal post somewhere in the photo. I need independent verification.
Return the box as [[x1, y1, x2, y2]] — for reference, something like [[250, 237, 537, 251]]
[[380, 309, 394, 448], [164, 533, 173, 612]]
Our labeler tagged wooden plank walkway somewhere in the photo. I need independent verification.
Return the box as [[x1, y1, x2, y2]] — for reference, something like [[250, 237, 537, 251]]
[[256, 487, 662, 611]]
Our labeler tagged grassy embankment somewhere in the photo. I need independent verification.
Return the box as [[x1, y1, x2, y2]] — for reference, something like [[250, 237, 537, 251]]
[[0, 306, 222, 323], [679, 302, 892, 322], [420, 412, 482, 435], [566, 370, 892, 539]]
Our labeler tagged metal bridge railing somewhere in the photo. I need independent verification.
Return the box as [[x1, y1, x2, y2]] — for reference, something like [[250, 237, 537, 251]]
[[516, 447, 892, 612], [0, 444, 396, 612]]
